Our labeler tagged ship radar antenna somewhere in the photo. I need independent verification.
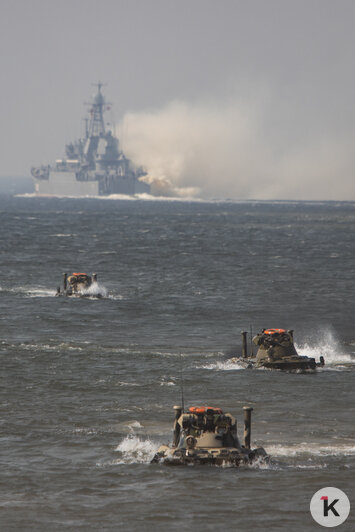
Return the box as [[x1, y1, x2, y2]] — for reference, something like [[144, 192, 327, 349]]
[[92, 80, 107, 93], [83, 117, 89, 139], [85, 81, 111, 138]]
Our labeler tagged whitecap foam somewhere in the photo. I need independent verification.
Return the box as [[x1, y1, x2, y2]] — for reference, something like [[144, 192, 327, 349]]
[[114, 434, 158, 464], [116, 381, 141, 387], [72, 427, 98, 435], [159, 379, 176, 386], [50, 233, 76, 237], [126, 421, 143, 431], [17, 342, 84, 352]]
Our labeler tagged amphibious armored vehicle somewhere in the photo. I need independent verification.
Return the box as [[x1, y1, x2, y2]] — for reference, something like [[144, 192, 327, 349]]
[[151, 405, 268, 466], [56, 272, 101, 297], [233, 329, 325, 371]]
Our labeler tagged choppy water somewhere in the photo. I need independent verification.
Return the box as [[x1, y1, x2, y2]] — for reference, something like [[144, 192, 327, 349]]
[[0, 196, 354, 531]]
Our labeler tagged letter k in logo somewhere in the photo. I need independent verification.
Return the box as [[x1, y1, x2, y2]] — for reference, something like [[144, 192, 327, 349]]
[[321, 496, 340, 517]]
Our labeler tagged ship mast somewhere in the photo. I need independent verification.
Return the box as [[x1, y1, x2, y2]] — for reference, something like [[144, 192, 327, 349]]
[[88, 81, 107, 137]]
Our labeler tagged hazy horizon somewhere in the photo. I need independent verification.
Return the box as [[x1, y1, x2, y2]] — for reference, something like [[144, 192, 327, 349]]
[[1, 0, 355, 200]]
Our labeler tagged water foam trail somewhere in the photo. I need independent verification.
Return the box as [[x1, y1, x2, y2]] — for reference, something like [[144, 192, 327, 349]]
[[25, 287, 57, 297], [114, 434, 158, 464], [0, 285, 56, 297], [198, 360, 245, 371], [296, 330, 354, 365], [267, 442, 355, 457], [0, 284, 114, 299]]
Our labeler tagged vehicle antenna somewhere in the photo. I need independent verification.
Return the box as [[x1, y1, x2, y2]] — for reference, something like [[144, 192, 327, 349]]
[[250, 324, 254, 357], [180, 353, 185, 413]]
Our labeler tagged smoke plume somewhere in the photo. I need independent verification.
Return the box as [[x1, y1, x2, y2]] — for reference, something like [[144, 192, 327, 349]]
[[118, 97, 355, 201]]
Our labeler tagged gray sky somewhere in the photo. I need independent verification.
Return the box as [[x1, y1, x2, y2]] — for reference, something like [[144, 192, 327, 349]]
[[1, 0, 355, 199]]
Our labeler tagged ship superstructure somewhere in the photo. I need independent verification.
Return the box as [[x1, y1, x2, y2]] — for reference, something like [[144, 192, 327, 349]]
[[31, 83, 150, 196]]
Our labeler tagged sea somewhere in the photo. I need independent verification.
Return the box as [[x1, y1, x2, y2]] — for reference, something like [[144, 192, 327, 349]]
[[0, 195, 354, 531]]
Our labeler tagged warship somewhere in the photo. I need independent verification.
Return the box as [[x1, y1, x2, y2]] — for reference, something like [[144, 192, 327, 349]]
[[56, 272, 103, 297], [232, 328, 325, 371], [31, 83, 150, 197], [151, 405, 268, 466]]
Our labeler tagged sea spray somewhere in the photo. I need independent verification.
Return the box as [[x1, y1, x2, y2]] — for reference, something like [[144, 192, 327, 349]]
[[296, 329, 354, 365], [80, 281, 108, 298], [115, 434, 158, 464]]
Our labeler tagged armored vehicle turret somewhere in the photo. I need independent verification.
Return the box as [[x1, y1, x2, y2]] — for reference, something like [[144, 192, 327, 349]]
[[234, 329, 325, 371], [151, 405, 268, 466]]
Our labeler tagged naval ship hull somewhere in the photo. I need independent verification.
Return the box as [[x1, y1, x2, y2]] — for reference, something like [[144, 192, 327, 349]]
[[34, 172, 98, 196], [33, 171, 149, 197]]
